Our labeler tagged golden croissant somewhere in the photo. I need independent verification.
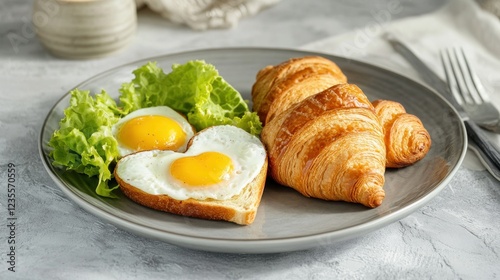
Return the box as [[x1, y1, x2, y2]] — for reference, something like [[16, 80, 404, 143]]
[[372, 100, 431, 168], [261, 83, 387, 208], [253, 56, 432, 208], [251, 56, 347, 125]]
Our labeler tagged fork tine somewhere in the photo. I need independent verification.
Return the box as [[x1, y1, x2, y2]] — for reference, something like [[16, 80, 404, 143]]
[[440, 47, 500, 133], [453, 48, 485, 104], [447, 48, 477, 104], [457, 48, 490, 102], [440, 49, 465, 105]]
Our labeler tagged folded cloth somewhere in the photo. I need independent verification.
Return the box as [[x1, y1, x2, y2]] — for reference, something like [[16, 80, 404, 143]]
[[301, 0, 500, 171], [136, 0, 281, 30], [477, 0, 500, 18]]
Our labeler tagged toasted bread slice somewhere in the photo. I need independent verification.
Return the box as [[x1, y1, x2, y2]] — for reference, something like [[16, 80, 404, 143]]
[[115, 158, 267, 225], [114, 125, 268, 225]]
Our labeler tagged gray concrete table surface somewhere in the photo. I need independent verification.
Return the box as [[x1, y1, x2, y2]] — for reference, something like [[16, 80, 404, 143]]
[[1, 0, 499, 279]]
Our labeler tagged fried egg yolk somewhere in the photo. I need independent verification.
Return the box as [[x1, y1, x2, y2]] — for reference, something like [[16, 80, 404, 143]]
[[117, 115, 187, 153], [169, 152, 234, 186]]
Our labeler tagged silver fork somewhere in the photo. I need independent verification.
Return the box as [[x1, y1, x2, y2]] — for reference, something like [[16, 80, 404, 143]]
[[386, 35, 500, 180], [440, 47, 500, 133]]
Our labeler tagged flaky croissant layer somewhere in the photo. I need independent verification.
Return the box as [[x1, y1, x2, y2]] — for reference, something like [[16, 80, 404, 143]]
[[261, 84, 386, 208], [251, 56, 347, 125], [372, 100, 431, 168]]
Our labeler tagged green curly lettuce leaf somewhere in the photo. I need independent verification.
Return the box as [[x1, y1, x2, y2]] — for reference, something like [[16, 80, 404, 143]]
[[48, 89, 121, 198], [119, 60, 262, 135]]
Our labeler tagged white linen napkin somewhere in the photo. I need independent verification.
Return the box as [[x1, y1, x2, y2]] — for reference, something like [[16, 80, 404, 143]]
[[301, 0, 500, 171], [478, 0, 500, 18], [135, 0, 281, 30]]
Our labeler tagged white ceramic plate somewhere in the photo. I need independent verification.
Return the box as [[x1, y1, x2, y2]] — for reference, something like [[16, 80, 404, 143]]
[[39, 48, 467, 254]]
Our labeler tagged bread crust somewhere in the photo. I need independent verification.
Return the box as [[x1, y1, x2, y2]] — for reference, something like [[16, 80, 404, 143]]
[[115, 157, 268, 225]]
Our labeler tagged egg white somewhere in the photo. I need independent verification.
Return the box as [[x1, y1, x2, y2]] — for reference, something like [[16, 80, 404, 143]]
[[111, 106, 195, 157], [114, 125, 267, 201]]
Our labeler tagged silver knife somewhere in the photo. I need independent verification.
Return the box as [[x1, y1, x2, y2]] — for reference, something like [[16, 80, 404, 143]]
[[386, 34, 500, 180]]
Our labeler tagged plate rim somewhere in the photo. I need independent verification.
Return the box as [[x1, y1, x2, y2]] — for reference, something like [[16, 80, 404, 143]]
[[38, 46, 467, 254]]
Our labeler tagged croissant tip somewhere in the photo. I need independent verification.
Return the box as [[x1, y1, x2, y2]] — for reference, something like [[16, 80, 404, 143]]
[[366, 191, 385, 208]]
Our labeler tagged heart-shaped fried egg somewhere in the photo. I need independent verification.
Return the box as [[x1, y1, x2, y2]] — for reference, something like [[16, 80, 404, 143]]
[[114, 125, 267, 200]]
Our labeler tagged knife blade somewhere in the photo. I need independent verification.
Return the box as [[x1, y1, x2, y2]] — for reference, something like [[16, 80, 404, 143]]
[[385, 34, 500, 179]]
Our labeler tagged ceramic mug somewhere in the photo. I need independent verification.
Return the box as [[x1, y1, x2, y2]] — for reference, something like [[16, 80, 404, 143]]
[[32, 0, 137, 59]]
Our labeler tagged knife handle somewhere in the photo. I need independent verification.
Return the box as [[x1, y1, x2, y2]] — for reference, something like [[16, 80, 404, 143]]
[[465, 119, 500, 170]]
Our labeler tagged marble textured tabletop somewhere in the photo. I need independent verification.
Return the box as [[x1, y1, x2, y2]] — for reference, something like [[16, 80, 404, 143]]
[[1, 0, 500, 279]]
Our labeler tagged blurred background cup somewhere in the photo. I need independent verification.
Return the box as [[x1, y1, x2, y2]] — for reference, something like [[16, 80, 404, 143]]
[[32, 0, 137, 59]]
